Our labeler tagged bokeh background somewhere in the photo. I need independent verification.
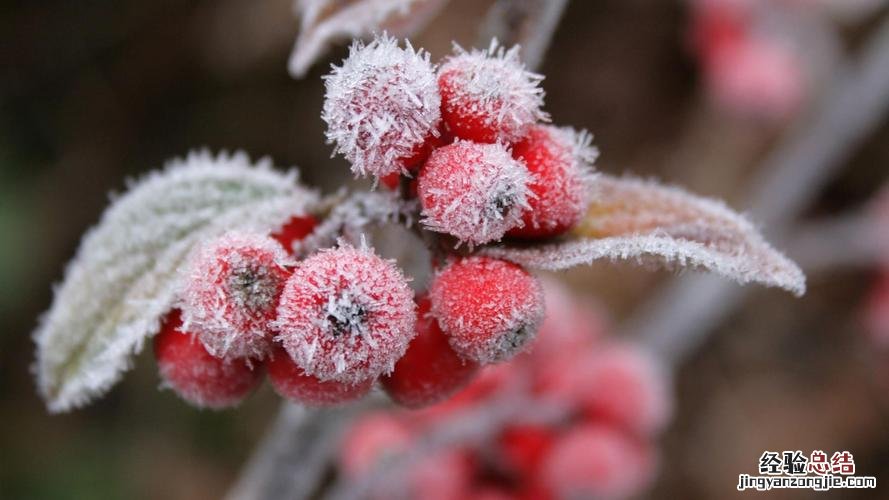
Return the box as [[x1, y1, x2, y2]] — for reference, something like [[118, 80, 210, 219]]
[[3, 0, 889, 498]]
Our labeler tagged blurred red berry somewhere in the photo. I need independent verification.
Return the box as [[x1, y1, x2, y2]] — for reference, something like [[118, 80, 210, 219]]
[[339, 411, 412, 477], [498, 424, 556, 476], [541, 424, 656, 500], [430, 257, 544, 364], [154, 310, 263, 409], [382, 295, 480, 408]]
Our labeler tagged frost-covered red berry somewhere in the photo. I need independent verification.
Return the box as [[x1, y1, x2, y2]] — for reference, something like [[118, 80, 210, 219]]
[[322, 34, 441, 178], [506, 125, 597, 238], [418, 141, 532, 246], [267, 346, 372, 406], [541, 424, 656, 500], [154, 310, 264, 409], [275, 244, 416, 383], [382, 295, 480, 408], [180, 232, 290, 360], [438, 41, 548, 143], [430, 257, 544, 364], [272, 214, 317, 254], [340, 412, 412, 477]]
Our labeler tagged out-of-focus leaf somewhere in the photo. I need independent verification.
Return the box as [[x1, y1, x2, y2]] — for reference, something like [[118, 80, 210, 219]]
[[289, 0, 449, 77], [483, 174, 806, 296], [34, 151, 320, 412]]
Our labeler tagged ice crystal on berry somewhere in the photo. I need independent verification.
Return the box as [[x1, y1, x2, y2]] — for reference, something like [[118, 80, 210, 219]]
[[438, 39, 549, 143], [322, 34, 441, 178], [418, 141, 533, 246], [179, 231, 290, 361], [275, 243, 416, 383]]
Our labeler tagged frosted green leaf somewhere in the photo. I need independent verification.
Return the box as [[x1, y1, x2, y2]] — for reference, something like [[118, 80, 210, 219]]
[[483, 174, 806, 296], [34, 150, 320, 412]]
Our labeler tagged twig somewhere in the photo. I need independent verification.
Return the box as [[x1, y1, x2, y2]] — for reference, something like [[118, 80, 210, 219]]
[[628, 14, 889, 367], [225, 400, 375, 500], [478, 0, 571, 70], [788, 211, 884, 272]]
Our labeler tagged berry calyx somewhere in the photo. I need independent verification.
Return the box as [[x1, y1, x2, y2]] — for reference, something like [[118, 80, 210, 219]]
[[418, 141, 532, 246], [429, 257, 544, 364], [275, 244, 416, 383], [438, 41, 549, 143], [272, 214, 317, 254], [506, 125, 597, 238], [322, 34, 441, 178], [382, 295, 480, 408], [267, 346, 373, 406], [180, 232, 290, 360], [153, 310, 264, 409]]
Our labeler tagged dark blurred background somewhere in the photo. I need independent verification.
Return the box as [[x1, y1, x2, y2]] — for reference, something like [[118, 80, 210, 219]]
[[3, 0, 889, 498]]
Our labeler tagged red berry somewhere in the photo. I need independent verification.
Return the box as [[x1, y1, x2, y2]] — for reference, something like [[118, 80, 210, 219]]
[[540, 424, 656, 500], [430, 257, 544, 364], [154, 310, 263, 409], [340, 412, 412, 477], [407, 449, 475, 500], [438, 41, 548, 143], [539, 344, 672, 436], [418, 141, 532, 246], [268, 346, 372, 407], [180, 232, 290, 360], [271, 214, 317, 254], [524, 278, 602, 366], [382, 296, 480, 408], [506, 125, 597, 238], [322, 34, 441, 178], [275, 244, 416, 383], [498, 424, 556, 476]]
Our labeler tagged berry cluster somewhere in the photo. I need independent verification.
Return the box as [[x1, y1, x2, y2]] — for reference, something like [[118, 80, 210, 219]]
[[323, 35, 597, 245], [338, 280, 672, 500]]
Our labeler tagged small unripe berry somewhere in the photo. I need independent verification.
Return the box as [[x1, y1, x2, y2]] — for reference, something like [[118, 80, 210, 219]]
[[430, 257, 544, 364], [418, 141, 532, 246], [382, 296, 480, 408], [506, 125, 597, 238], [180, 232, 290, 360], [153, 310, 264, 409], [275, 244, 416, 383], [438, 41, 548, 143], [271, 214, 317, 254], [267, 346, 373, 406], [322, 34, 441, 178], [541, 424, 656, 500], [340, 412, 412, 477]]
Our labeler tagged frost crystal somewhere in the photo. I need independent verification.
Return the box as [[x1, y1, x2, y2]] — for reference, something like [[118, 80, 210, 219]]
[[438, 39, 550, 143], [322, 34, 441, 178], [34, 150, 319, 412], [275, 243, 416, 383], [180, 232, 291, 361], [483, 174, 806, 296], [418, 141, 533, 246]]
